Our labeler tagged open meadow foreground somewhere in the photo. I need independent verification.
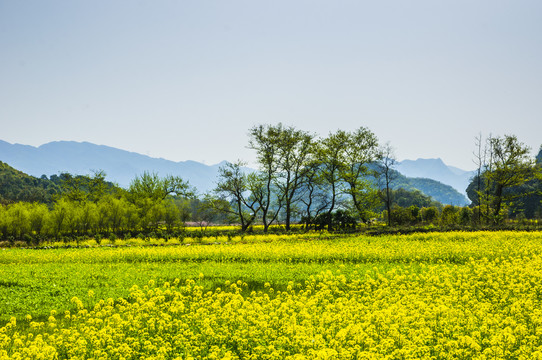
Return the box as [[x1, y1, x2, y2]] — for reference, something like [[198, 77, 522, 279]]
[[1, 231, 542, 359]]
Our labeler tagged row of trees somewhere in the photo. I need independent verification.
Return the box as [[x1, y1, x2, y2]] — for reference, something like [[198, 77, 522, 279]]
[[210, 127, 542, 230], [208, 124, 385, 231], [0, 171, 201, 242]]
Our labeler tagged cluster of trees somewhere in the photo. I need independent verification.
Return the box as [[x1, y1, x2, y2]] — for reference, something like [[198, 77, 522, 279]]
[[209, 127, 542, 230], [467, 134, 542, 224], [388, 204, 479, 227], [0, 171, 205, 243], [207, 124, 385, 231]]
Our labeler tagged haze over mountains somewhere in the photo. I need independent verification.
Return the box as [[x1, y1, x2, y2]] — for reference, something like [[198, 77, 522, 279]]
[[396, 158, 475, 197], [0, 140, 470, 205], [0, 140, 224, 193]]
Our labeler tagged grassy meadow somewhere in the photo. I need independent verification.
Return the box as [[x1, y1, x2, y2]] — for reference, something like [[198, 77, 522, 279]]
[[1, 231, 542, 359]]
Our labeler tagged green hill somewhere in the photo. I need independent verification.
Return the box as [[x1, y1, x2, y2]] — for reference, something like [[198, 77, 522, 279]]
[[0, 161, 60, 204], [390, 170, 469, 206]]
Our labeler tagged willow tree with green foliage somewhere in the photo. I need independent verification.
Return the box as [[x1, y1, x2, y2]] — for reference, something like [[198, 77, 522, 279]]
[[59, 170, 110, 203]]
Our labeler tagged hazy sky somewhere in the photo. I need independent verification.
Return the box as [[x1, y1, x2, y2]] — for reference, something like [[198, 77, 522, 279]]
[[1, 1, 541, 170]]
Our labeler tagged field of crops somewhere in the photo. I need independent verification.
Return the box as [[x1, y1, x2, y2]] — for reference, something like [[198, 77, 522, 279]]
[[1, 231, 542, 359]]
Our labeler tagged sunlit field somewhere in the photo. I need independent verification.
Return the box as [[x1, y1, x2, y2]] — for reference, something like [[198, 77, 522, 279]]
[[1, 231, 542, 359]]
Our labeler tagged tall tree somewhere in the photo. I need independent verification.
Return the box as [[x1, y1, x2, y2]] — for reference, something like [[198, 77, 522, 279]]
[[471, 133, 485, 224], [317, 132, 345, 230], [337, 127, 381, 223], [128, 172, 192, 202], [376, 143, 397, 226], [274, 125, 314, 230], [247, 171, 282, 231], [482, 135, 495, 222], [467, 134, 495, 223], [128, 172, 193, 231], [468, 134, 537, 224], [213, 161, 260, 232], [59, 170, 111, 203], [248, 124, 283, 231], [298, 158, 331, 229], [486, 135, 535, 222]]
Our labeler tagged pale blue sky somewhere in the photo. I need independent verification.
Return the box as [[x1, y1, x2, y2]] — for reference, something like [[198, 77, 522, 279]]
[[1, 0, 541, 170]]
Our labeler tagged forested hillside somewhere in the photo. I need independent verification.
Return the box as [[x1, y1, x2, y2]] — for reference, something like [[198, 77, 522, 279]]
[[395, 158, 474, 196], [390, 171, 469, 206], [0, 161, 60, 204]]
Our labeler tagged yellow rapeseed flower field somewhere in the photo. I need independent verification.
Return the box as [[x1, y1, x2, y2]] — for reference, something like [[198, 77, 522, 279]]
[[1, 231, 542, 359]]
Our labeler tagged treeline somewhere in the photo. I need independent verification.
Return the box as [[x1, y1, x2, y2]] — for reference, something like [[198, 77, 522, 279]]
[[0, 125, 541, 244], [207, 124, 385, 232], [206, 125, 541, 231], [0, 171, 195, 243]]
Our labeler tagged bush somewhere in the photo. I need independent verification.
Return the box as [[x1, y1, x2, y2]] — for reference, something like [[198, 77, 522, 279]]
[[22, 233, 33, 245], [420, 207, 439, 224], [459, 207, 473, 226], [391, 206, 418, 226], [441, 205, 459, 225], [136, 233, 146, 242], [313, 210, 357, 231]]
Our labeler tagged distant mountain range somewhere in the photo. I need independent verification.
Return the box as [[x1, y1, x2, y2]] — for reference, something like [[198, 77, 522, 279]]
[[396, 158, 475, 196], [0, 140, 225, 194], [0, 140, 470, 205]]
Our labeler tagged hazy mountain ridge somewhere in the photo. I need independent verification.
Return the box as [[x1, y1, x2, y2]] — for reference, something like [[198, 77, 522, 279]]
[[396, 158, 475, 196], [0, 140, 223, 193], [0, 140, 469, 205], [394, 176, 469, 206]]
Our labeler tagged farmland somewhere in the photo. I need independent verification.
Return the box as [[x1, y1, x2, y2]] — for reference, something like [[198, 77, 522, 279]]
[[1, 231, 542, 359]]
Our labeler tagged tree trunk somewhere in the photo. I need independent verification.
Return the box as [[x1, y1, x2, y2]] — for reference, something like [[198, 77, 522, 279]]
[[386, 182, 392, 227], [493, 184, 504, 224], [285, 201, 291, 230]]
